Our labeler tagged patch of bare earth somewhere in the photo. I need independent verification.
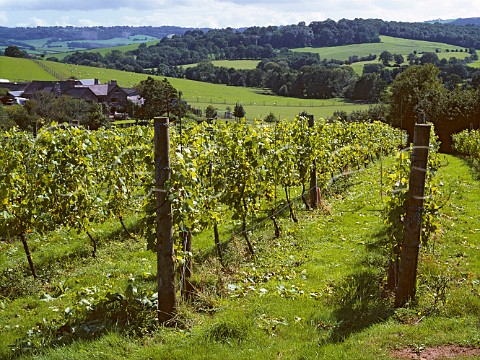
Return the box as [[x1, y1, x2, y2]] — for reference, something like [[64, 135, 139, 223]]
[[391, 345, 480, 359]]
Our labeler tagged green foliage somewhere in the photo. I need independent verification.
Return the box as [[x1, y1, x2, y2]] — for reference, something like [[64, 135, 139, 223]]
[[0, 147, 479, 358], [233, 103, 245, 120], [0, 105, 17, 130], [205, 312, 252, 343], [4, 45, 27, 58], [22, 93, 109, 129], [379, 50, 393, 66], [382, 126, 442, 247], [452, 129, 480, 169], [263, 112, 278, 123], [136, 77, 184, 120], [388, 64, 445, 141], [205, 105, 217, 119], [12, 285, 157, 356]]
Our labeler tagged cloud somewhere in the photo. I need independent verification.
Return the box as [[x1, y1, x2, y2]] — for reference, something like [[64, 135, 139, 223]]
[[1, 0, 479, 28], [0, 11, 8, 25]]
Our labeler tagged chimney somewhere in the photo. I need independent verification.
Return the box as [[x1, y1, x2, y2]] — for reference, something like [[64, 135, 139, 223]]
[[54, 82, 61, 96], [110, 80, 117, 86]]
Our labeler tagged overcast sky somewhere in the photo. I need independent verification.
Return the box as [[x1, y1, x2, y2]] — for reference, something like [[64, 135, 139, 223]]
[[0, 0, 479, 28]]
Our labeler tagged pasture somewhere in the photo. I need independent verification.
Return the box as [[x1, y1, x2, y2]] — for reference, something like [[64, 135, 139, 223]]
[[0, 57, 369, 120], [181, 59, 261, 70], [0, 57, 57, 82], [293, 35, 470, 61]]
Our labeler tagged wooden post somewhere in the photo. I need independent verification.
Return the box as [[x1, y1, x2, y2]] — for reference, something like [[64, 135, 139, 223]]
[[154, 116, 176, 323], [395, 124, 431, 307], [181, 230, 193, 301], [20, 232, 37, 279], [308, 115, 319, 209]]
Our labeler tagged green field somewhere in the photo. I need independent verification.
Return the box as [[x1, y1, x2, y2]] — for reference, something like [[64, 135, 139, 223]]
[[0, 57, 57, 82], [0, 57, 369, 120], [1, 36, 160, 58], [293, 35, 470, 61], [51, 39, 160, 60], [182, 59, 261, 70]]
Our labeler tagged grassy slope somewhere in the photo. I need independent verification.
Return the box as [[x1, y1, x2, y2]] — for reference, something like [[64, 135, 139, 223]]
[[52, 40, 160, 60], [0, 57, 57, 82], [293, 35, 470, 61], [181, 59, 261, 70], [0, 153, 478, 359], [0, 57, 368, 120]]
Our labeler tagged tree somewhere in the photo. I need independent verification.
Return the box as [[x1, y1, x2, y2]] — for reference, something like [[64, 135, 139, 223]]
[[5, 105, 35, 130], [407, 52, 418, 65], [471, 71, 480, 90], [388, 64, 445, 143], [4, 45, 27, 58], [233, 103, 246, 120], [205, 105, 217, 119], [264, 112, 278, 123], [420, 52, 439, 65], [379, 51, 393, 66], [350, 73, 387, 102], [0, 105, 16, 130], [85, 103, 109, 130], [393, 53, 404, 65], [136, 77, 181, 120]]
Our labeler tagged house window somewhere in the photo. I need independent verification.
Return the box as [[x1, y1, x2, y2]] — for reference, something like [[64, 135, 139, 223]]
[[111, 97, 118, 103]]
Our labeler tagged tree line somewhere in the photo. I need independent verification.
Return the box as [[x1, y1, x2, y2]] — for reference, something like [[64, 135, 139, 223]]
[[58, 18, 480, 72]]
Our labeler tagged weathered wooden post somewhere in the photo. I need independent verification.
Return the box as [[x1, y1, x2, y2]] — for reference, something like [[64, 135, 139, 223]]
[[154, 116, 176, 323], [395, 123, 431, 307], [308, 115, 319, 209], [180, 230, 193, 301]]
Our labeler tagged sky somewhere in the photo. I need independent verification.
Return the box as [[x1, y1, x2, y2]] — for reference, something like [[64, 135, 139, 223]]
[[0, 0, 479, 28]]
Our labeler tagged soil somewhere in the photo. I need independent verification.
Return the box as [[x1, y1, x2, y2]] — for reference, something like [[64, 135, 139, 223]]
[[391, 345, 480, 359]]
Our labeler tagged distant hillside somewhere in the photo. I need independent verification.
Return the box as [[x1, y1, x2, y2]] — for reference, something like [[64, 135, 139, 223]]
[[0, 26, 210, 55], [0, 26, 209, 41], [451, 18, 480, 26]]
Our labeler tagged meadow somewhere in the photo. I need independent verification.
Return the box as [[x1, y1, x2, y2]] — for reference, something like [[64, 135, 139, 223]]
[[293, 35, 471, 61], [1, 36, 160, 58], [0, 57, 369, 120], [2, 34, 479, 119], [0, 57, 57, 82], [51, 39, 161, 60]]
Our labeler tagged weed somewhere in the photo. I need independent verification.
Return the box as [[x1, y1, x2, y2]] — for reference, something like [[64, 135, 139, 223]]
[[205, 312, 252, 343], [0, 266, 40, 299], [327, 269, 394, 341]]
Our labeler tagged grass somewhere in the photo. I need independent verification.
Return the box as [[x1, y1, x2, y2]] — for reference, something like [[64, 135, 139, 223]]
[[0, 57, 57, 82], [0, 57, 369, 120], [181, 60, 261, 70], [293, 35, 473, 75], [293, 35, 470, 61], [52, 39, 160, 60], [0, 152, 479, 359], [5, 36, 160, 59]]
